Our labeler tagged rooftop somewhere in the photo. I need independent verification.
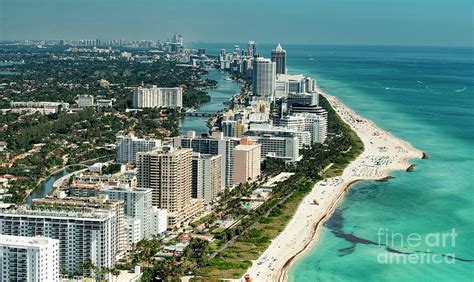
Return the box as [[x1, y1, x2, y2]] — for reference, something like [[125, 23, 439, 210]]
[[234, 144, 261, 151], [0, 235, 59, 248], [0, 206, 114, 220]]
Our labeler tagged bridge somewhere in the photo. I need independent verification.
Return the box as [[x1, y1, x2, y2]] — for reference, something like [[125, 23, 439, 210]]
[[184, 112, 218, 117]]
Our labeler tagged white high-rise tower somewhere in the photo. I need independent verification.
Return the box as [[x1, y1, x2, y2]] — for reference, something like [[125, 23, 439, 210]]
[[252, 57, 276, 98]]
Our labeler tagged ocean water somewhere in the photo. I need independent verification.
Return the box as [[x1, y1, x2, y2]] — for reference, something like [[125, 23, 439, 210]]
[[285, 45, 474, 281], [195, 44, 474, 281]]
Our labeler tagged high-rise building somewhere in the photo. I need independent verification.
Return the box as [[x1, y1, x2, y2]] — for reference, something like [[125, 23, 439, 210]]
[[286, 92, 319, 108], [247, 40, 257, 57], [245, 126, 300, 162], [277, 116, 313, 148], [291, 112, 328, 144], [233, 141, 261, 184], [124, 217, 141, 249], [31, 196, 126, 257], [136, 146, 194, 226], [116, 134, 161, 164], [150, 207, 168, 235], [275, 74, 316, 97], [271, 43, 287, 74], [289, 104, 328, 120], [77, 95, 95, 108], [66, 183, 159, 245], [0, 235, 59, 282], [100, 186, 154, 239], [172, 34, 184, 45], [132, 86, 183, 109], [174, 131, 240, 189], [0, 206, 120, 276], [222, 120, 246, 138], [252, 57, 276, 98], [192, 153, 222, 204]]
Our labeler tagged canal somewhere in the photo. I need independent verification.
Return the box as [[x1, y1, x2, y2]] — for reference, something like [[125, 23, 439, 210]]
[[26, 170, 71, 204], [180, 68, 241, 135]]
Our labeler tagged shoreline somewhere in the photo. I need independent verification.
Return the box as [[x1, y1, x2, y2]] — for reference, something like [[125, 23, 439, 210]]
[[244, 89, 423, 281], [278, 178, 360, 281]]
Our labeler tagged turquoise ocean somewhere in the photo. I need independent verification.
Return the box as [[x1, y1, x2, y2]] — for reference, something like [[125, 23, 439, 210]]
[[192, 44, 474, 281]]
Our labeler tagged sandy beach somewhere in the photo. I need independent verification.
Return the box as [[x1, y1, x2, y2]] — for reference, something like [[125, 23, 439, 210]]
[[243, 90, 423, 282]]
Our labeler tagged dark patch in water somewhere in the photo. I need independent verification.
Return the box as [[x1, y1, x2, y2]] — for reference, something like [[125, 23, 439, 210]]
[[338, 245, 356, 256], [326, 208, 474, 262], [385, 247, 413, 255]]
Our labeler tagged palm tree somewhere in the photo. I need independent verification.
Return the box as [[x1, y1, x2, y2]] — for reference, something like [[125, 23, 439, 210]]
[[110, 267, 120, 282]]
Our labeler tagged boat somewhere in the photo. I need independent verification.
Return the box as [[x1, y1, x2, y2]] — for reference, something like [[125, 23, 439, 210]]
[[223, 77, 233, 81]]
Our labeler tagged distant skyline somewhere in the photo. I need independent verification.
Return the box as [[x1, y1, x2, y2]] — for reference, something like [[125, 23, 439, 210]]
[[0, 0, 472, 47]]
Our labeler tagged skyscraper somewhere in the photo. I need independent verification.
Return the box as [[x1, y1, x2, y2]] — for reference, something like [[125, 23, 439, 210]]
[[174, 131, 240, 189], [116, 134, 161, 164], [233, 141, 261, 184], [0, 206, 120, 276], [0, 235, 59, 282], [252, 57, 276, 98], [191, 153, 222, 204], [132, 86, 183, 109], [172, 34, 183, 45], [247, 40, 257, 57], [271, 43, 287, 74], [136, 146, 194, 226]]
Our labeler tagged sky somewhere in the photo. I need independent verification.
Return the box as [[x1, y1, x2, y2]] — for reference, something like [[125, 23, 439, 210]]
[[0, 0, 472, 47]]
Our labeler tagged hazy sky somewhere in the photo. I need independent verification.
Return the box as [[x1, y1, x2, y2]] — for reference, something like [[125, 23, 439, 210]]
[[1, 0, 472, 46]]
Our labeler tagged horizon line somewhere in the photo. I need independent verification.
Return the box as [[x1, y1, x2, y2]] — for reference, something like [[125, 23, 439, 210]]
[[0, 39, 472, 49]]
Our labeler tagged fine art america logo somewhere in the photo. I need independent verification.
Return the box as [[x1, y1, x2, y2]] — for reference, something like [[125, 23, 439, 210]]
[[376, 228, 457, 264]]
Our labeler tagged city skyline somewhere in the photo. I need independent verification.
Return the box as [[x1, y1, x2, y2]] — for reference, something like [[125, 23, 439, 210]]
[[1, 0, 472, 47], [0, 1, 472, 280]]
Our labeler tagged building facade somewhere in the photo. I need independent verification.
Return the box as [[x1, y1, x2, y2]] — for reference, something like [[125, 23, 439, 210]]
[[275, 74, 316, 97], [245, 126, 300, 162], [233, 143, 261, 184], [116, 134, 161, 164], [271, 43, 287, 74], [0, 207, 119, 276], [150, 207, 168, 236], [222, 120, 246, 138], [132, 86, 183, 109], [136, 146, 193, 226], [191, 153, 222, 204], [294, 112, 328, 144], [101, 186, 153, 239], [252, 57, 276, 98], [0, 235, 59, 282], [77, 95, 95, 108], [174, 131, 240, 189], [280, 112, 327, 145]]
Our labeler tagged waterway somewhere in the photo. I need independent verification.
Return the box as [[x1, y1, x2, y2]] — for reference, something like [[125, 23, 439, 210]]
[[180, 68, 241, 135], [26, 170, 71, 204]]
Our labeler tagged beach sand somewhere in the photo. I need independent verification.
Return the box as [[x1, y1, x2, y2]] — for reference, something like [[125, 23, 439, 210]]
[[243, 90, 423, 282]]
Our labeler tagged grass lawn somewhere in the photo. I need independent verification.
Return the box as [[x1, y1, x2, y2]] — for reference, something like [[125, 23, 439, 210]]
[[194, 185, 310, 280]]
